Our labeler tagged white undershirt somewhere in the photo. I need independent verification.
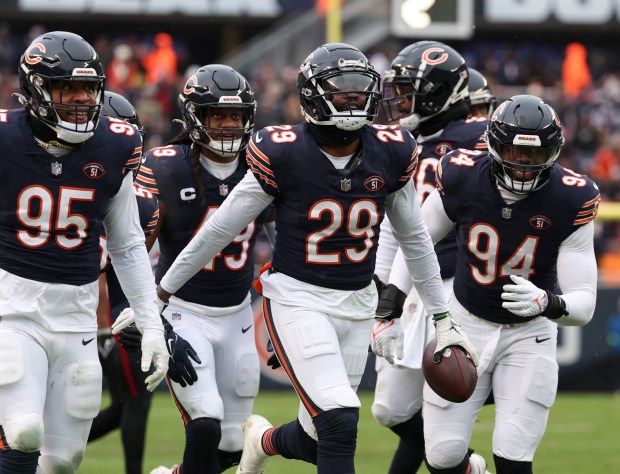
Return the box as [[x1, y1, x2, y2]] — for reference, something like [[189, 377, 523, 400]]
[[199, 155, 239, 180]]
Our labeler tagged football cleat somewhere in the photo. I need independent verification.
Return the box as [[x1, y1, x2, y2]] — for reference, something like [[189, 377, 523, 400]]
[[149, 465, 177, 474], [236, 415, 273, 474], [469, 453, 492, 474]]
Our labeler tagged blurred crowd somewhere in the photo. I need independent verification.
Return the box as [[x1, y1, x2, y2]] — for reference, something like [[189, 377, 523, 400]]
[[1, 23, 619, 284]]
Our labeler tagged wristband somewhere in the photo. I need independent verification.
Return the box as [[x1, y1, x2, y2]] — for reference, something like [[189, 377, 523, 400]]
[[540, 291, 568, 319], [375, 284, 407, 321]]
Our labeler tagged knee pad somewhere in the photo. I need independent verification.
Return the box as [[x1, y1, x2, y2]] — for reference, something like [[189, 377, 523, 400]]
[[425, 452, 469, 474], [4, 414, 44, 452], [425, 437, 469, 470], [370, 402, 393, 428], [65, 361, 102, 420], [38, 454, 76, 474], [219, 422, 243, 452], [186, 417, 221, 451], [313, 408, 359, 457]]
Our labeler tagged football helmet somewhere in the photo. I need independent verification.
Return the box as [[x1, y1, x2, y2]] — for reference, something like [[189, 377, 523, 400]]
[[102, 91, 144, 140], [18, 31, 105, 143], [487, 95, 565, 194], [179, 64, 255, 157], [382, 41, 469, 131], [466, 68, 497, 117], [297, 43, 381, 131]]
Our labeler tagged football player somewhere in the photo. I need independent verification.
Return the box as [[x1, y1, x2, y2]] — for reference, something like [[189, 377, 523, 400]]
[[465, 68, 497, 118], [387, 95, 599, 474], [87, 91, 160, 474], [372, 41, 490, 474], [114, 64, 274, 474], [128, 43, 477, 474], [0, 32, 168, 474]]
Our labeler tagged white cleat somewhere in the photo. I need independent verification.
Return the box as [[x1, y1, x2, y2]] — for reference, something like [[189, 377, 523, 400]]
[[469, 453, 493, 474], [236, 414, 274, 474], [149, 466, 176, 474]]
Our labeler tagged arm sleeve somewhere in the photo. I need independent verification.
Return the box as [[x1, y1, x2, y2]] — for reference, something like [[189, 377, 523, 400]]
[[385, 180, 449, 315], [159, 170, 275, 294], [421, 188, 455, 244], [104, 173, 162, 333], [374, 216, 399, 285], [386, 187, 456, 296], [555, 222, 597, 326]]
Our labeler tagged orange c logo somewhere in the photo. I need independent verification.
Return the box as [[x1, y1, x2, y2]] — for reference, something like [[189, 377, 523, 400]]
[[25, 43, 46, 65], [421, 47, 448, 65], [183, 75, 198, 95]]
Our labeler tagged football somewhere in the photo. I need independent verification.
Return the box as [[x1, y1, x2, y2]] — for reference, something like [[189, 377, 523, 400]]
[[422, 338, 478, 403]]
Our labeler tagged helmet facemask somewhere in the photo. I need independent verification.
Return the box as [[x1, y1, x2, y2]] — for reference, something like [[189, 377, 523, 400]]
[[299, 56, 381, 131], [182, 98, 255, 157]]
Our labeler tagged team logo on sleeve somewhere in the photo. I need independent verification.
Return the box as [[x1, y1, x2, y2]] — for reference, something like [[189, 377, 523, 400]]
[[83, 163, 106, 179], [529, 215, 552, 230], [364, 176, 385, 191]]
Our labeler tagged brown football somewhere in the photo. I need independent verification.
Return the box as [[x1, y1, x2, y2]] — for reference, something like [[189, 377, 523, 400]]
[[422, 338, 477, 403]]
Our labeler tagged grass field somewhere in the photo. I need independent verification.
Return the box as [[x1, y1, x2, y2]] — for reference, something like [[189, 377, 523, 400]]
[[81, 390, 620, 473]]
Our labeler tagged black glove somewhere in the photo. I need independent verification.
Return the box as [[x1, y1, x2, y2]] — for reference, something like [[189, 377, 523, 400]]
[[118, 324, 142, 352], [266, 339, 281, 370], [166, 330, 202, 387]]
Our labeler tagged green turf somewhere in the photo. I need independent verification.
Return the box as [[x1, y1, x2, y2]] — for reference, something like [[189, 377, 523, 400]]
[[81, 390, 620, 473]]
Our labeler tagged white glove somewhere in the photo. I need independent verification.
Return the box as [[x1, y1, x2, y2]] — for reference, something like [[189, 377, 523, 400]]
[[111, 307, 169, 392], [140, 328, 169, 391], [433, 314, 479, 367], [111, 307, 135, 334], [371, 318, 404, 365], [501, 275, 548, 317]]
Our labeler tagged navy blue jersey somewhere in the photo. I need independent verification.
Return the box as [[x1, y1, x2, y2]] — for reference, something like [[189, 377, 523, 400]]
[[436, 149, 600, 324], [136, 144, 270, 307], [246, 123, 418, 291], [106, 186, 159, 314], [0, 109, 143, 285], [415, 117, 488, 279]]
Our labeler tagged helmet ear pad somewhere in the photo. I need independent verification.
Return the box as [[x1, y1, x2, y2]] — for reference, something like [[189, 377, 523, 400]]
[[19, 31, 106, 143], [297, 43, 381, 130], [179, 64, 256, 157], [487, 94, 565, 194]]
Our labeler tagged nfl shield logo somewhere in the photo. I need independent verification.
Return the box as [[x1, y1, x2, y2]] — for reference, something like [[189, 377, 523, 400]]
[[51, 162, 62, 176], [219, 184, 229, 196], [171, 312, 182, 320], [340, 178, 352, 192], [502, 207, 512, 220]]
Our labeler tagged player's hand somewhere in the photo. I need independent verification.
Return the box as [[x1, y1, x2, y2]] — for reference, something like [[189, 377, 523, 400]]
[[433, 313, 479, 367], [266, 339, 281, 370], [166, 330, 201, 387], [140, 328, 169, 392], [111, 307, 136, 334], [118, 324, 142, 352], [501, 275, 548, 317], [371, 318, 404, 365]]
